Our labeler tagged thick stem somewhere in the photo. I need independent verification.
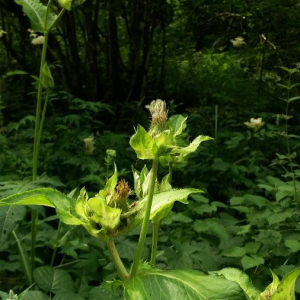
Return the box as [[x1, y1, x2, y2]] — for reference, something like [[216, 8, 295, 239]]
[[131, 159, 159, 277], [150, 222, 160, 266], [107, 239, 129, 280]]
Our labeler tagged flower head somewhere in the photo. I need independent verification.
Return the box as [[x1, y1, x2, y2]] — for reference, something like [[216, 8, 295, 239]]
[[244, 118, 265, 131], [231, 37, 246, 48], [147, 99, 168, 126], [83, 135, 96, 154]]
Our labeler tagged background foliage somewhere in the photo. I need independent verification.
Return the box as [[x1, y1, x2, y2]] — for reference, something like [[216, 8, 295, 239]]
[[1, 0, 300, 298]]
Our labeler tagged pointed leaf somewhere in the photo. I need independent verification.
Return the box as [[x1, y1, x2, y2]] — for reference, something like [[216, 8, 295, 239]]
[[168, 115, 187, 137], [122, 269, 245, 299], [20, 0, 57, 32], [0, 188, 83, 225], [260, 270, 280, 300], [212, 268, 260, 300], [88, 196, 121, 231], [271, 268, 300, 300], [129, 125, 157, 159]]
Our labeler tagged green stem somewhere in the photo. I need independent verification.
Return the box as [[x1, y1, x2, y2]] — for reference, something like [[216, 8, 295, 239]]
[[285, 74, 299, 209], [35, 92, 50, 162], [50, 220, 62, 267], [131, 159, 159, 277], [32, 32, 49, 181], [107, 239, 129, 280], [150, 222, 160, 266], [31, 31, 49, 280], [150, 161, 173, 267], [13, 230, 32, 285]]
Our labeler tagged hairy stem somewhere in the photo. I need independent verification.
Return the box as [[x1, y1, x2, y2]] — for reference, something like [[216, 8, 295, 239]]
[[107, 239, 129, 280], [131, 159, 159, 277]]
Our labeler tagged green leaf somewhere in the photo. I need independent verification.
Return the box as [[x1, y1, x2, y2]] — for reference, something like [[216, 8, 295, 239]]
[[170, 135, 212, 156], [168, 115, 187, 136], [260, 270, 280, 300], [271, 268, 300, 300], [212, 268, 260, 300], [41, 63, 54, 90], [122, 269, 246, 299], [0, 188, 84, 225], [57, 0, 72, 10], [285, 240, 300, 252], [241, 255, 264, 270], [222, 247, 246, 258], [288, 96, 300, 103], [53, 293, 84, 300], [104, 164, 118, 195], [20, 0, 57, 32], [23, 291, 49, 300], [129, 125, 157, 159], [0, 206, 26, 247], [33, 266, 74, 293], [88, 196, 121, 231], [149, 188, 201, 222]]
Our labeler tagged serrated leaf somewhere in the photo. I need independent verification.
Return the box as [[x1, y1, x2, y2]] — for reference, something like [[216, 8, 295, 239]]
[[260, 270, 280, 300], [33, 266, 74, 293], [0, 206, 26, 247], [212, 268, 260, 300], [271, 268, 300, 300], [129, 125, 157, 159], [0, 188, 84, 225], [241, 255, 264, 270]]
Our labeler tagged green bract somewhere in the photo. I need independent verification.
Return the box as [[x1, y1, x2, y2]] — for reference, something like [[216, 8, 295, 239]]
[[57, 0, 87, 10], [129, 114, 212, 164]]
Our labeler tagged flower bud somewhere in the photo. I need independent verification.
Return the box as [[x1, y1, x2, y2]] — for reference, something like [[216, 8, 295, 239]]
[[108, 179, 131, 212], [147, 99, 168, 126]]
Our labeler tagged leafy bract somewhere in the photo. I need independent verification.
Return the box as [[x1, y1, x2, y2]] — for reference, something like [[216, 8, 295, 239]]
[[212, 268, 260, 300], [0, 188, 83, 225], [122, 268, 245, 300], [88, 196, 121, 231], [260, 270, 280, 300], [57, 0, 72, 10], [130, 120, 211, 162], [271, 267, 300, 300], [20, 0, 57, 32], [129, 125, 157, 159], [130, 188, 201, 225]]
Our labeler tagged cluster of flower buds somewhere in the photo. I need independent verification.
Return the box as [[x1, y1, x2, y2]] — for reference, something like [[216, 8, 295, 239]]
[[244, 118, 265, 131], [28, 29, 44, 45]]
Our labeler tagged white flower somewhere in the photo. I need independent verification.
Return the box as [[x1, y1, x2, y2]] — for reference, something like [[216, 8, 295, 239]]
[[31, 35, 45, 45], [83, 135, 96, 154], [244, 118, 265, 131], [0, 30, 6, 38], [231, 37, 246, 48]]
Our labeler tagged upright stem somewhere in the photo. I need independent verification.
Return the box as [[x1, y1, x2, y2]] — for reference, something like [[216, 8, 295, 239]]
[[131, 159, 159, 277], [150, 222, 160, 266], [50, 220, 62, 267], [30, 32, 49, 281], [107, 239, 129, 280], [285, 73, 299, 208]]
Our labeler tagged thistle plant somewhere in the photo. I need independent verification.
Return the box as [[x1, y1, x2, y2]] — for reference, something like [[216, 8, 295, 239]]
[[1, 100, 300, 298]]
